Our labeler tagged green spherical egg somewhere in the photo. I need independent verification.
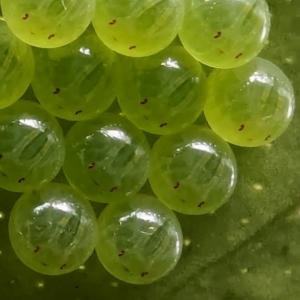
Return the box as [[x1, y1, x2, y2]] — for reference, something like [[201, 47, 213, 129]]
[[63, 113, 150, 203], [179, 0, 271, 69], [9, 183, 98, 275], [118, 44, 207, 135], [204, 57, 295, 147], [0, 100, 65, 192], [32, 27, 116, 121], [149, 126, 237, 215], [2, 0, 95, 48], [92, 0, 184, 57], [0, 20, 34, 109], [96, 194, 183, 284]]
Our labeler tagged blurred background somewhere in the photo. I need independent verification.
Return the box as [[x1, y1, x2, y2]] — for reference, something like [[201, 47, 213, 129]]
[[1, 0, 300, 299]]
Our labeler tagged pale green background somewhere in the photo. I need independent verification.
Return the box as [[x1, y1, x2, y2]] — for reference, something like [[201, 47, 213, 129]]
[[1, 0, 300, 299]]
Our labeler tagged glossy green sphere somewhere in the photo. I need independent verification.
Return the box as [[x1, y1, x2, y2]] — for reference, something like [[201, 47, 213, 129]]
[[63, 113, 150, 203], [0, 20, 34, 109], [2, 0, 95, 48], [204, 57, 295, 147], [96, 194, 183, 284], [149, 126, 237, 215], [179, 0, 271, 69], [9, 183, 98, 275], [118, 45, 207, 135], [0, 101, 65, 192], [92, 0, 184, 57], [32, 27, 116, 121]]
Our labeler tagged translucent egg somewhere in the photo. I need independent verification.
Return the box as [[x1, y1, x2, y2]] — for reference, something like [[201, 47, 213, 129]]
[[9, 183, 98, 275]]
